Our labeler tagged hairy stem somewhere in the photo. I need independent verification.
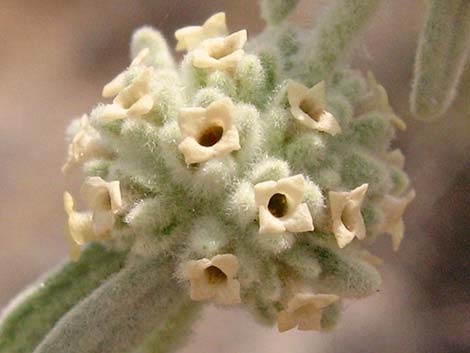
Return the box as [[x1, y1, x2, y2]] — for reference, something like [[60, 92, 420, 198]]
[[133, 300, 202, 353], [0, 244, 127, 353], [34, 255, 188, 353], [411, 0, 470, 120], [300, 0, 381, 85], [260, 0, 300, 25]]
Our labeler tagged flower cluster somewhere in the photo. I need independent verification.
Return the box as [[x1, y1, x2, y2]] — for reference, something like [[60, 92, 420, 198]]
[[61, 10, 414, 335]]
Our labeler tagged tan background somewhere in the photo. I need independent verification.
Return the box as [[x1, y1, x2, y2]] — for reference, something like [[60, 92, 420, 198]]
[[0, 1, 468, 352]]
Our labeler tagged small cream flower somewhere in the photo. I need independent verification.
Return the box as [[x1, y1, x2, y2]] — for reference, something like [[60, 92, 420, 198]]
[[100, 67, 154, 122], [62, 115, 104, 173], [102, 48, 150, 98], [178, 97, 240, 164], [192, 30, 247, 71], [185, 254, 241, 305], [63, 192, 96, 261], [357, 71, 407, 131], [175, 12, 228, 51], [254, 175, 314, 234], [329, 183, 368, 248], [277, 292, 339, 332], [80, 177, 122, 237], [378, 189, 416, 251], [287, 80, 342, 136]]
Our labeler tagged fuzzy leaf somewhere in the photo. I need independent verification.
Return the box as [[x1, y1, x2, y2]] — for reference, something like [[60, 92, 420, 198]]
[[300, 0, 381, 85], [133, 301, 202, 353], [411, 0, 470, 120], [0, 244, 127, 353], [260, 0, 300, 25], [34, 256, 187, 353]]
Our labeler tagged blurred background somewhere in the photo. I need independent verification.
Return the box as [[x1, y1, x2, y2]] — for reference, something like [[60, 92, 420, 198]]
[[0, 0, 468, 352]]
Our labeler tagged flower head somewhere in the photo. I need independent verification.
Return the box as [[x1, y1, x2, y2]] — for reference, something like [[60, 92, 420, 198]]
[[50, 6, 415, 343], [277, 292, 339, 332], [254, 175, 314, 234], [192, 30, 247, 71], [287, 80, 342, 135], [185, 254, 241, 305], [175, 12, 228, 51], [379, 189, 416, 251], [329, 183, 368, 248], [178, 97, 240, 164], [80, 177, 122, 237]]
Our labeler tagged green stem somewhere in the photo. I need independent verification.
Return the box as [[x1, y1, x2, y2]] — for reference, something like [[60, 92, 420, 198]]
[[300, 0, 381, 85], [0, 243, 127, 353], [260, 0, 300, 26], [34, 256, 188, 353], [133, 301, 202, 353], [411, 0, 470, 120]]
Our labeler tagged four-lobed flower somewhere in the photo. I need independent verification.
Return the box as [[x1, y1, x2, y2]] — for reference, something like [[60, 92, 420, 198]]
[[62, 114, 105, 173], [254, 175, 314, 234], [357, 71, 407, 131], [102, 48, 150, 98], [175, 12, 228, 51], [100, 68, 155, 122], [80, 176, 123, 237], [277, 292, 339, 332], [100, 49, 155, 121], [63, 192, 96, 261], [378, 189, 416, 251], [192, 30, 247, 71], [178, 97, 241, 164], [184, 254, 241, 305], [287, 80, 342, 136], [329, 183, 368, 248]]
